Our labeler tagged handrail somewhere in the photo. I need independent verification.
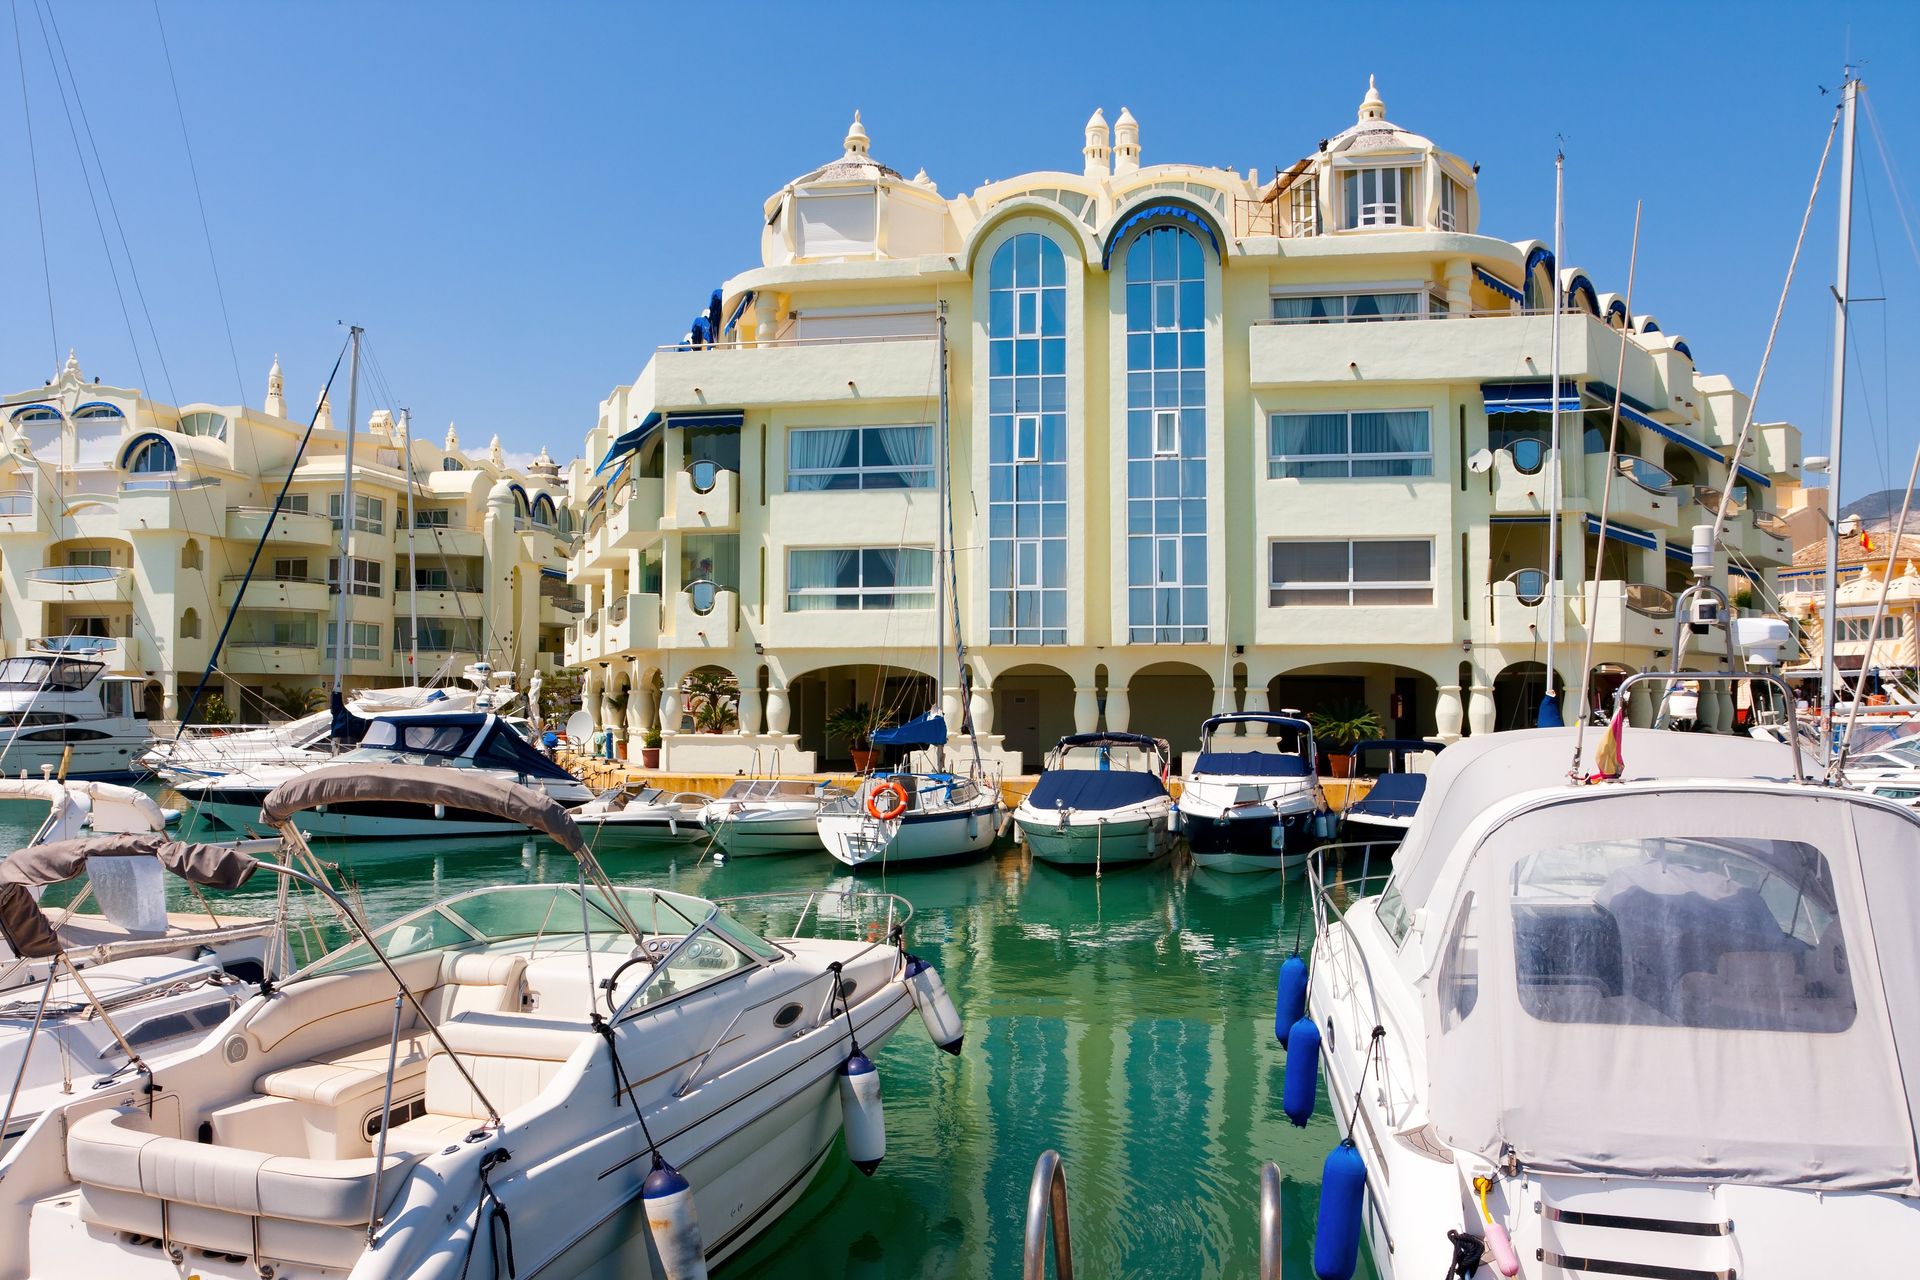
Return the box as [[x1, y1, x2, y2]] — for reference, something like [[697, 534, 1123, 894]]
[[657, 331, 938, 354], [1023, 1149, 1073, 1280], [1609, 669, 1805, 782], [1258, 1161, 1283, 1280]]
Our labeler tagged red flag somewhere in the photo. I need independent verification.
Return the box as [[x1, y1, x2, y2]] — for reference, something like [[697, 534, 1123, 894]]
[[1589, 705, 1626, 781], [1862, 528, 1876, 554]]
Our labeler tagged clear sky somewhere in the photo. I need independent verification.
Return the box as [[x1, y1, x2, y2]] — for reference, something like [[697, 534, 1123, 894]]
[[4, 1, 1918, 499]]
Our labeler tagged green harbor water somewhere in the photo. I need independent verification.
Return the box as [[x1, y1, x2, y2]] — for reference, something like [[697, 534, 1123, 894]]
[[0, 792, 1376, 1279]]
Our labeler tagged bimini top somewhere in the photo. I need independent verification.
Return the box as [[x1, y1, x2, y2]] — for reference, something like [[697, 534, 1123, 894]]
[[1193, 714, 1313, 779], [260, 763, 587, 855], [343, 712, 574, 783], [1052, 731, 1165, 753], [1413, 773, 1920, 1192], [0, 834, 259, 958]]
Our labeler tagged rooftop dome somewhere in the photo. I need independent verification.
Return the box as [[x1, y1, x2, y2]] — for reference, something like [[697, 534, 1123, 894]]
[[798, 111, 905, 184], [1327, 75, 1433, 155]]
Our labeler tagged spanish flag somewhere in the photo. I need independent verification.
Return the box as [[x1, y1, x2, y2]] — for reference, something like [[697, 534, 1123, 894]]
[[1589, 705, 1626, 782], [1862, 527, 1876, 554]]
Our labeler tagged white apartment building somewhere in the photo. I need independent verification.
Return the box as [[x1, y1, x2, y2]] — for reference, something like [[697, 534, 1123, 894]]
[[561, 81, 1801, 773], [0, 352, 580, 720]]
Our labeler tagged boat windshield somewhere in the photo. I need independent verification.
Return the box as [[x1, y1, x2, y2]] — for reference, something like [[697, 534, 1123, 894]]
[[350, 717, 480, 759], [1427, 787, 1920, 1190], [0, 656, 100, 692], [294, 884, 780, 980], [719, 778, 820, 800]]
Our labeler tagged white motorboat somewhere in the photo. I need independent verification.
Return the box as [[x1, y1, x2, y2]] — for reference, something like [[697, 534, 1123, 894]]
[[1297, 691, 1920, 1279], [174, 711, 591, 841], [817, 763, 1002, 870], [570, 783, 711, 848], [0, 653, 155, 782], [1178, 714, 1331, 873], [1014, 733, 1174, 871], [0, 765, 966, 1280], [0, 782, 278, 1146], [139, 684, 496, 785], [703, 777, 843, 856], [1335, 738, 1444, 848]]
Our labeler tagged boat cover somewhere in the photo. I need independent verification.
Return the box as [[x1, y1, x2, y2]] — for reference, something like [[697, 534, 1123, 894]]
[[259, 763, 587, 855], [1190, 751, 1310, 779], [1025, 769, 1167, 812], [872, 713, 946, 746], [1345, 773, 1425, 820], [1421, 780, 1920, 1192], [0, 834, 259, 958]]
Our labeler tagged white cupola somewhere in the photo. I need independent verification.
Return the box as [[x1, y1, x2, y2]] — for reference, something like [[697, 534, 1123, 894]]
[[1113, 107, 1140, 174], [1083, 108, 1110, 177], [314, 390, 333, 433], [265, 355, 285, 418]]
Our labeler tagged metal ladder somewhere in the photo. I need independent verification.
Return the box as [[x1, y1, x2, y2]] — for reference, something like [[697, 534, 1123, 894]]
[[1021, 1152, 1283, 1279]]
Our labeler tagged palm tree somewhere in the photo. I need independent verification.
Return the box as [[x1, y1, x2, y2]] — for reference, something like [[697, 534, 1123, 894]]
[[682, 670, 740, 734], [259, 684, 325, 721]]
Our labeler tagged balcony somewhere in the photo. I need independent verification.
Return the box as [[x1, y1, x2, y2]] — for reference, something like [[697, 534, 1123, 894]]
[[220, 574, 329, 613], [1577, 581, 1678, 650], [1746, 510, 1793, 565], [519, 524, 567, 568], [608, 481, 664, 549], [651, 334, 940, 409], [672, 584, 736, 649], [225, 506, 334, 546], [667, 464, 738, 531], [20, 633, 143, 672], [1586, 454, 1680, 531], [1486, 571, 1568, 645], [562, 620, 593, 666], [25, 565, 131, 605], [541, 594, 586, 629], [399, 526, 485, 559], [397, 586, 486, 617], [117, 476, 223, 537], [1488, 444, 1554, 516], [604, 592, 661, 654], [224, 640, 321, 675]]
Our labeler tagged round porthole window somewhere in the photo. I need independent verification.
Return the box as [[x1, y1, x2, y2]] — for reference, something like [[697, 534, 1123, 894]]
[[223, 1035, 249, 1064], [773, 1002, 804, 1028], [838, 978, 858, 1000]]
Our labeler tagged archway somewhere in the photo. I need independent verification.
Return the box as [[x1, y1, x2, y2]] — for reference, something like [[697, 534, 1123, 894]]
[[786, 663, 936, 767], [1269, 663, 1440, 762], [1492, 661, 1565, 732], [1586, 662, 1634, 722], [991, 663, 1077, 772], [678, 664, 739, 734], [1124, 662, 1215, 764]]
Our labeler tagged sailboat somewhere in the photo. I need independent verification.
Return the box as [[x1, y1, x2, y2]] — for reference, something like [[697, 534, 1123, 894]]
[[818, 313, 1004, 868]]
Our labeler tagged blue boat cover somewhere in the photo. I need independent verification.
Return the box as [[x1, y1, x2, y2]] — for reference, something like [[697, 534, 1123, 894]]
[[1347, 773, 1427, 820], [1191, 751, 1310, 779], [1027, 768, 1167, 812], [872, 713, 946, 746]]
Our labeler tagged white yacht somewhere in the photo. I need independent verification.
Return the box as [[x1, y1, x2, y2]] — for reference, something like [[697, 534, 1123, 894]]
[[1300, 706, 1920, 1278], [1178, 714, 1331, 873], [174, 711, 591, 841], [1336, 738, 1445, 847], [570, 782, 711, 848], [0, 653, 155, 782], [703, 777, 843, 856], [0, 780, 278, 1146], [1014, 733, 1175, 870], [0, 765, 962, 1280], [817, 737, 1003, 869]]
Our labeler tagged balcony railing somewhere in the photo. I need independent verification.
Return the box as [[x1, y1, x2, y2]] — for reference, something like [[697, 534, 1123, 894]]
[[654, 330, 937, 354], [120, 475, 221, 493], [230, 639, 317, 650], [1504, 568, 1548, 606], [607, 598, 629, 624], [1613, 455, 1675, 494], [223, 573, 326, 586], [28, 635, 118, 655], [1623, 583, 1676, 617], [1752, 511, 1791, 538], [27, 565, 126, 584]]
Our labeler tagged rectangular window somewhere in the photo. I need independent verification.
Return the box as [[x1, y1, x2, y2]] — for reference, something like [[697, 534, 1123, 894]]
[[1015, 288, 1042, 337], [413, 507, 452, 528], [1152, 283, 1179, 331], [327, 557, 383, 598], [66, 548, 112, 568], [787, 425, 934, 491], [1270, 539, 1434, 606], [329, 493, 385, 534], [1287, 179, 1319, 237], [1839, 616, 1902, 643], [271, 557, 309, 581], [283, 494, 310, 513], [1015, 539, 1041, 588], [1015, 415, 1040, 463], [1153, 410, 1180, 456], [1341, 166, 1414, 228], [413, 566, 451, 590], [1269, 291, 1424, 323], [1269, 409, 1432, 479], [1439, 175, 1462, 231], [326, 621, 381, 662], [786, 547, 933, 612]]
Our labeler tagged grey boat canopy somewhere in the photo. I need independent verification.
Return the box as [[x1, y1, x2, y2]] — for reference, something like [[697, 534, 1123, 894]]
[[260, 763, 588, 855], [0, 834, 260, 959]]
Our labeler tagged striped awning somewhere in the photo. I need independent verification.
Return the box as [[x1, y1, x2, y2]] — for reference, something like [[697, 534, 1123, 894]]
[[1482, 382, 1580, 414], [1584, 514, 1659, 551], [1473, 265, 1524, 303]]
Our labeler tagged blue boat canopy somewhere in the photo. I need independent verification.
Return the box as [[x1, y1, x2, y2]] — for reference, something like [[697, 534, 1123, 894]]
[[1053, 732, 1163, 752], [872, 712, 947, 746], [1027, 769, 1168, 812], [1346, 773, 1427, 821]]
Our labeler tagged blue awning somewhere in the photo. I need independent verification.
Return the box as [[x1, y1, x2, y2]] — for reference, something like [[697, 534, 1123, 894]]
[[596, 411, 661, 476], [540, 567, 567, 581], [667, 410, 745, 430], [872, 712, 947, 746], [1101, 202, 1222, 269], [1473, 265, 1524, 303], [1665, 542, 1695, 564], [1482, 382, 1579, 414], [722, 291, 754, 338], [1585, 514, 1659, 551]]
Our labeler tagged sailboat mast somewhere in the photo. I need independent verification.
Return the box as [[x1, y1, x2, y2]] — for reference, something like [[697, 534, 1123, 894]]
[[331, 326, 363, 703], [935, 310, 949, 773], [1821, 73, 1859, 741], [1544, 149, 1564, 722], [401, 407, 419, 679]]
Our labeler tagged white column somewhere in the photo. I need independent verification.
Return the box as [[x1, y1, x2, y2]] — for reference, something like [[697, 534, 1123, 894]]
[[658, 678, 681, 737], [1467, 683, 1496, 736], [1104, 687, 1131, 733], [735, 672, 761, 736], [1072, 686, 1099, 735], [1434, 684, 1464, 742], [624, 662, 648, 743], [765, 684, 792, 735], [968, 683, 994, 736]]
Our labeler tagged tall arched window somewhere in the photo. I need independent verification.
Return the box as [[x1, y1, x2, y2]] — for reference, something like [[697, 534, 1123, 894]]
[[180, 538, 203, 570], [127, 438, 177, 475], [1123, 224, 1208, 643], [987, 232, 1068, 645], [180, 607, 201, 639]]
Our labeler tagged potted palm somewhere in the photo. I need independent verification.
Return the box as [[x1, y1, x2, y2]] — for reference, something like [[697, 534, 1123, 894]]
[[1308, 700, 1382, 779], [606, 690, 630, 760], [640, 726, 662, 769], [682, 670, 741, 734], [825, 702, 888, 773]]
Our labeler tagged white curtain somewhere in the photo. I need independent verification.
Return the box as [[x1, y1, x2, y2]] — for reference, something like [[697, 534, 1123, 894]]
[[867, 426, 933, 485], [787, 549, 860, 610], [788, 429, 856, 490]]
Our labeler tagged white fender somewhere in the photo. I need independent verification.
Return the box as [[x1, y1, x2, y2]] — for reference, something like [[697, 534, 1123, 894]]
[[904, 955, 964, 1055], [839, 1051, 886, 1175], [643, 1158, 708, 1280]]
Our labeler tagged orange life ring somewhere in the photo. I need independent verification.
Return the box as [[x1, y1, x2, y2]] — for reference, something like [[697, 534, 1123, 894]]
[[866, 781, 909, 821]]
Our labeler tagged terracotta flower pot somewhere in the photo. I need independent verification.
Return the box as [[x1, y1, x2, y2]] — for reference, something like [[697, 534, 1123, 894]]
[[850, 749, 879, 773], [641, 747, 660, 769], [1325, 753, 1353, 779]]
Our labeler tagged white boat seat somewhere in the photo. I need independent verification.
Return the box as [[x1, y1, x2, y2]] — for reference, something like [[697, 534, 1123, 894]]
[[68, 1106, 415, 1226], [422, 1011, 590, 1121], [378, 1111, 479, 1158], [254, 1029, 435, 1108], [420, 952, 530, 1023], [245, 951, 442, 1054]]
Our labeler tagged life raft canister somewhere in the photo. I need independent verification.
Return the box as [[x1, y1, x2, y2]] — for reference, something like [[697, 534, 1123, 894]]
[[867, 781, 910, 821]]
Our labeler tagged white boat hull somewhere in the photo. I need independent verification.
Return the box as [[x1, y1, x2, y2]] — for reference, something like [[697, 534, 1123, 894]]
[[1015, 810, 1171, 867], [0, 731, 151, 782], [819, 801, 1000, 868], [187, 796, 572, 843], [709, 811, 826, 856]]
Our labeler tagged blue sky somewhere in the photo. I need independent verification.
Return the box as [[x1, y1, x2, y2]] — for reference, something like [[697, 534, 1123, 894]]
[[4, 1, 1918, 499]]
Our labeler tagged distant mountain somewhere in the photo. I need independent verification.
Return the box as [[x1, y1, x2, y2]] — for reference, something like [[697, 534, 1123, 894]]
[[1841, 489, 1920, 529]]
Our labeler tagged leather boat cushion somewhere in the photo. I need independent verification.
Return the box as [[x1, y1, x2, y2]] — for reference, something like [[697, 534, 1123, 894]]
[[421, 1011, 588, 1120], [68, 1106, 414, 1226], [254, 1030, 433, 1108], [421, 952, 528, 1023], [245, 951, 441, 1053]]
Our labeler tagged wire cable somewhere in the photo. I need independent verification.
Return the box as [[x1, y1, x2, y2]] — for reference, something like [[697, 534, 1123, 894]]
[[9, 0, 56, 373]]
